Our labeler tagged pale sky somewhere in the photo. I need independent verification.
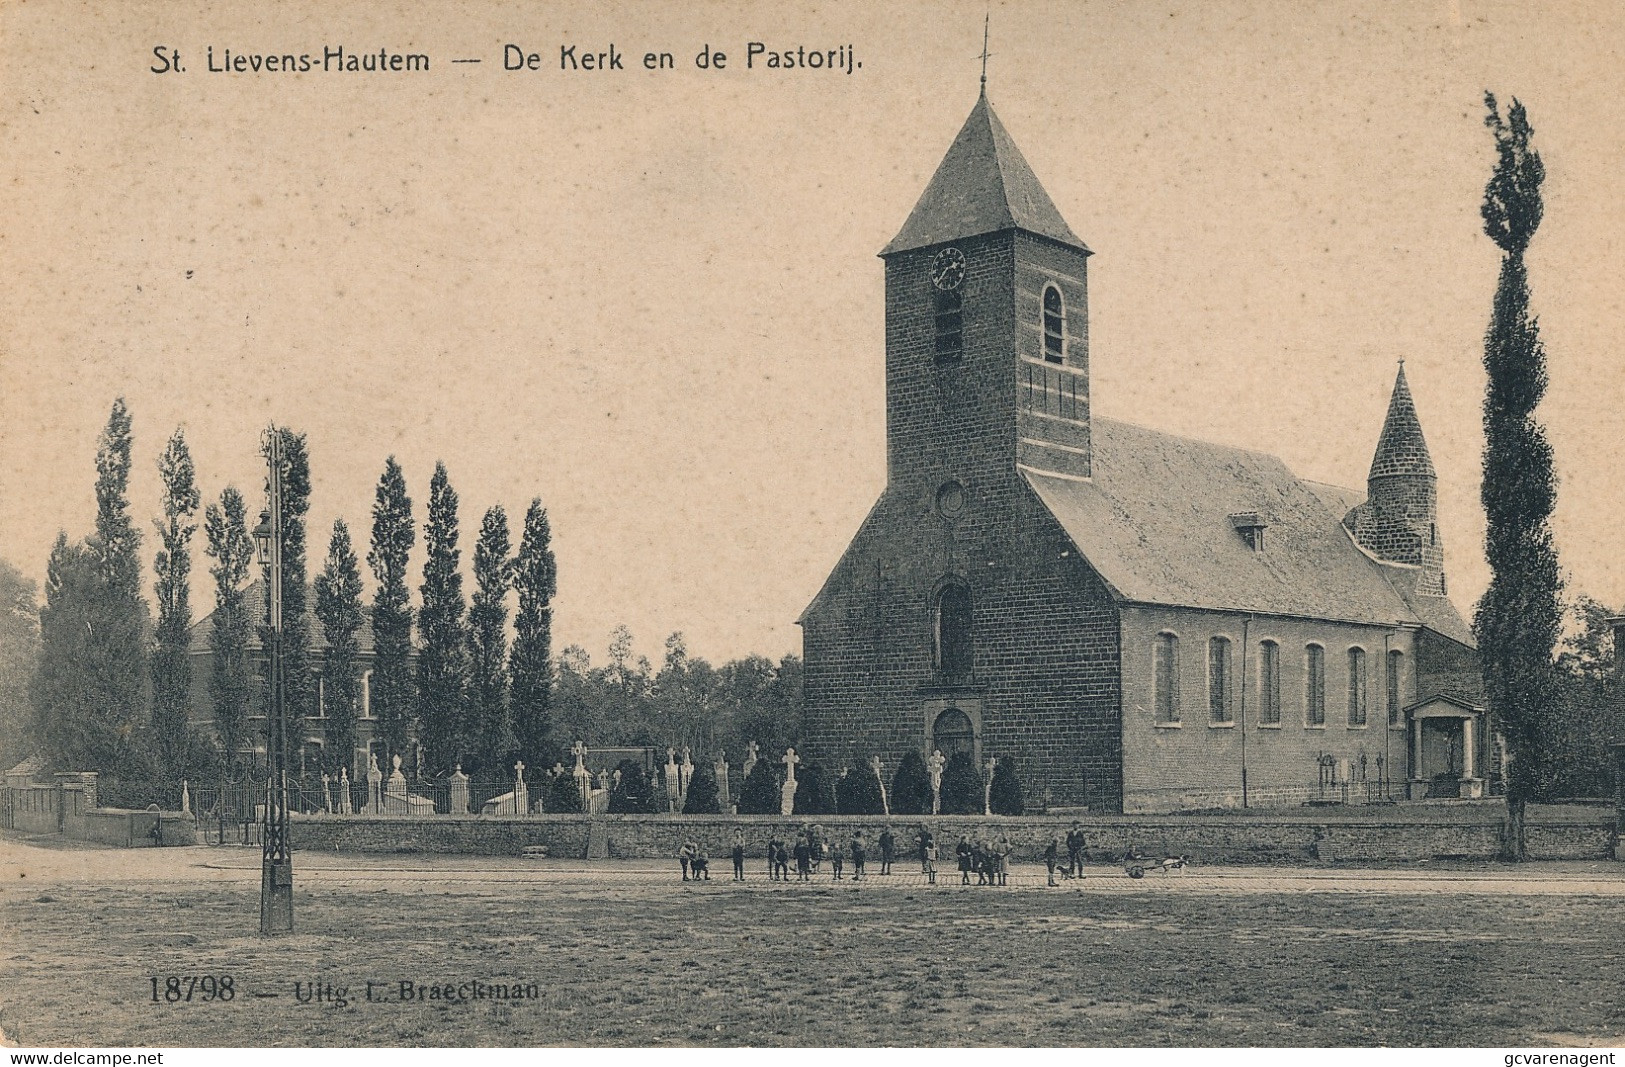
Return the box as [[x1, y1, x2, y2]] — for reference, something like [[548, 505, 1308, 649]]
[[2, 0, 1622, 666]]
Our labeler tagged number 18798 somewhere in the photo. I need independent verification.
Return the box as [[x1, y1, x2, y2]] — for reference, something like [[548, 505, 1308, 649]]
[[150, 975, 235, 1002]]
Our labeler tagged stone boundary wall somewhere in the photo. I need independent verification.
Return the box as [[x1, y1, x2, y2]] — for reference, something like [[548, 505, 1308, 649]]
[[290, 810, 1618, 864]]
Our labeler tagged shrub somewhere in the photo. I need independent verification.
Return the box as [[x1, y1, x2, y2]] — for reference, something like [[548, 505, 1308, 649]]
[[609, 760, 659, 814], [793, 762, 835, 816], [891, 750, 932, 815], [682, 761, 720, 814], [545, 770, 583, 814], [988, 756, 1024, 815], [939, 752, 982, 815], [835, 758, 886, 814], [736, 757, 780, 815]]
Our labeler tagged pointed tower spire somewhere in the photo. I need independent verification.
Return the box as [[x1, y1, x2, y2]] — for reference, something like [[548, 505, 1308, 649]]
[[1352, 362, 1446, 595], [880, 94, 1089, 257], [1368, 361, 1436, 480]]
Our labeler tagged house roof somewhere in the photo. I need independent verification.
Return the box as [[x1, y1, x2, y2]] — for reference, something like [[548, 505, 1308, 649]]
[[880, 91, 1091, 257], [1023, 417, 1473, 639], [187, 579, 383, 656]]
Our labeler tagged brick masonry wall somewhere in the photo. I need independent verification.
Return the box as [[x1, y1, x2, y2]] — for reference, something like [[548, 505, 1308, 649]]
[[802, 230, 1121, 810], [289, 811, 1616, 863], [1120, 606, 1420, 813]]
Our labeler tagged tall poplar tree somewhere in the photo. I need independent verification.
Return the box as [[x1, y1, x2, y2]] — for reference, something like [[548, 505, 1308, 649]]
[[510, 498, 557, 774], [204, 488, 255, 772], [85, 398, 149, 775], [468, 505, 513, 772], [314, 519, 364, 777], [260, 429, 315, 768], [151, 429, 200, 777], [1474, 93, 1562, 860], [369, 458, 416, 770], [417, 462, 470, 774]]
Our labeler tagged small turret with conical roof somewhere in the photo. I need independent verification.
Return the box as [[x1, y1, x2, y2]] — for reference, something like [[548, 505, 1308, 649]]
[[1350, 362, 1446, 595]]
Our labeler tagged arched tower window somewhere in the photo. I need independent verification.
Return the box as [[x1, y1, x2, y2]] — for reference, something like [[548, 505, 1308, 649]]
[[932, 708, 975, 759], [1042, 285, 1065, 364], [1154, 633, 1180, 724], [1347, 647, 1369, 727], [933, 583, 973, 681], [934, 289, 963, 363]]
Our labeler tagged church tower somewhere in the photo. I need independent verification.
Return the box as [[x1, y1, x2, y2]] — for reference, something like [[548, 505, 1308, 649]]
[[879, 90, 1094, 489], [1351, 363, 1447, 596]]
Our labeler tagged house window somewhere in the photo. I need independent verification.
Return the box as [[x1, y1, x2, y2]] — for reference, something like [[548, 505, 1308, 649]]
[[1387, 650, 1403, 726], [315, 673, 326, 718], [933, 583, 973, 681], [1305, 644, 1325, 726], [361, 669, 373, 719], [932, 708, 976, 759], [934, 289, 963, 362], [1042, 285, 1065, 364], [1208, 636, 1232, 724], [1259, 640, 1281, 725], [1154, 633, 1180, 724], [1348, 647, 1369, 727]]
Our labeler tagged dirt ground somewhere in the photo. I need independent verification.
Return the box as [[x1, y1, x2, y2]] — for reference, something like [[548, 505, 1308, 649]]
[[3, 833, 1624, 1048]]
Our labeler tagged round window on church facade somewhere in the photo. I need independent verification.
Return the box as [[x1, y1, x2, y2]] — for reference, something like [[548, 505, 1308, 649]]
[[936, 480, 966, 518]]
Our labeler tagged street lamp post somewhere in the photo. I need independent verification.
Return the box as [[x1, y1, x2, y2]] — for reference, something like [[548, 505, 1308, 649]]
[[253, 427, 293, 935]]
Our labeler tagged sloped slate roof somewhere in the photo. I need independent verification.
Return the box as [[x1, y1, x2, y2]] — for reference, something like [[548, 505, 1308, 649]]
[[187, 579, 381, 656], [881, 92, 1090, 256], [1025, 418, 1441, 628]]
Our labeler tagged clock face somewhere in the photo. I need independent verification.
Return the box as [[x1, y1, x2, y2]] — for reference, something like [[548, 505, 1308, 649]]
[[931, 247, 967, 291]]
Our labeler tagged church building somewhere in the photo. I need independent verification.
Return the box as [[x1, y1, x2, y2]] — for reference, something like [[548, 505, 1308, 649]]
[[798, 89, 1486, 813]]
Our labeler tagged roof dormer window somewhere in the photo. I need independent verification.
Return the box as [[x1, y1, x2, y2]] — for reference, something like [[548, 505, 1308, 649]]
[[1230, 512, 1267, 553]]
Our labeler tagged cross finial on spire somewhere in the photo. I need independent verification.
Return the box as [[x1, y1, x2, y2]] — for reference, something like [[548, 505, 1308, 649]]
[[980, 13, 991, 93]]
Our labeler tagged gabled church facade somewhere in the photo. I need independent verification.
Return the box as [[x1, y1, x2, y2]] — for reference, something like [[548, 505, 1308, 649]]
[[798, 91, 1485, 813]]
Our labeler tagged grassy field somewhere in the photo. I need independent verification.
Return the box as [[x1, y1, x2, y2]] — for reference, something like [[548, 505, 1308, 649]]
[[3, 848, 1625, 1047]]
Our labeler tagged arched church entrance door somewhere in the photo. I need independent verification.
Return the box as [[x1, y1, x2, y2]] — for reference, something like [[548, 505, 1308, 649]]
[[932, 708, 975, 759]]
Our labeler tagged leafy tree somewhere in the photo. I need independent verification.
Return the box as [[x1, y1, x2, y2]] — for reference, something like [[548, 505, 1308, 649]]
[[151, 429, 200, 777], [1473, 94, 1563, 860], [736, 754, 780, 814], [609, 759, 659, 814], [418, 462, 470, 774], [793, 762, 835, 816], [314, 520, 364, 777], [890, 750, 932, 815], [835, 757, 886, 814], [510, 499, 557, 774], [468, 505, 513, 772], [1556, 595, 1617, 682], [36, 401, 152, 775], [988, 756, 1024, 815], [32, 536, 100, 769], [545, 767, 583, 813], [368, 458, 416, 769], [88, 398, 151, 775], [0, 559, 40, 768], [260, 428, 315, 753], [682, 760, 720, 814], [204, 488, 255, 774], [939, 752, 982, 815]]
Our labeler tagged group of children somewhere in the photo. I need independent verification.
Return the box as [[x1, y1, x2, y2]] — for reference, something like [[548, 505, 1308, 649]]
[[672, 823, 1093, 887]]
